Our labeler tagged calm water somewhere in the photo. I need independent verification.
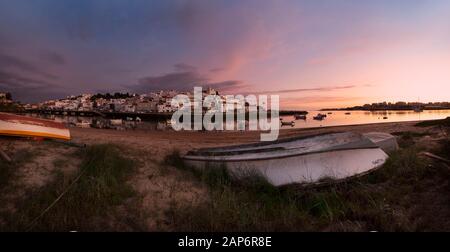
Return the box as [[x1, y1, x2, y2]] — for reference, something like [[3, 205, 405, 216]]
[[27, 109, 450, 131], [280, 110, 450, 129]]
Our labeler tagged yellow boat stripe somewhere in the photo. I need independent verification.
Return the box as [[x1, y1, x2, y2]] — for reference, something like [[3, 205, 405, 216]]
[[0, 130, 71, 141]]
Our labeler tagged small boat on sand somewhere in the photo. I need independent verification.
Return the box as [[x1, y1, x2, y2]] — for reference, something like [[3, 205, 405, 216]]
[[183, 132, 393, 186], [363, 132, 398, 153], [0, 112, 70, 140]]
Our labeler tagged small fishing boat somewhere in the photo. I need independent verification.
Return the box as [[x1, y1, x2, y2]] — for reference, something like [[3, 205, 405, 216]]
[[0, 112, 70, 140], [183, 132, 391, 186], [345, 112, 351, 115], [281, 120, 295, 126], [75, 121, 91, 128], [294, 114, 307, 120], [110, 119, 123, 125], [313, 113, 326, 120]]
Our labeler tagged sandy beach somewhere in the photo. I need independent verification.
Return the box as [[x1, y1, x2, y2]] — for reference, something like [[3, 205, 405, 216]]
[[70, 121, 430, 161], [1, 120, 449, 231]]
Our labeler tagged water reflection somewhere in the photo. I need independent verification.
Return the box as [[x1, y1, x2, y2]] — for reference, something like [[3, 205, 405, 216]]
[[280, 110, 450, 129], [26, 109, 450, 131], [25, 113, 173, 131]]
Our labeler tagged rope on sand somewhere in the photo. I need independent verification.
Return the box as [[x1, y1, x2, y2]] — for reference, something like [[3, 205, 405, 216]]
[[0, 149, 12, 163], [26, 161, 89, 231]]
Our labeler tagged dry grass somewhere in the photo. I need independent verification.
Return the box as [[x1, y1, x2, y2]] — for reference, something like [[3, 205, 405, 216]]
[[0, 144, 136, 231], [163, 137, 449, 232]]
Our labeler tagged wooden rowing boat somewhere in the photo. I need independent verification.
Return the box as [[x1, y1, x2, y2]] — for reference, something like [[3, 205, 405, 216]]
[[183, 132, 391, 186], [0, 112, 70, 140]]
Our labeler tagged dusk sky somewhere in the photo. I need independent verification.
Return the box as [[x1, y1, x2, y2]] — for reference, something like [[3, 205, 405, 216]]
[[0, 0, 449, 109]]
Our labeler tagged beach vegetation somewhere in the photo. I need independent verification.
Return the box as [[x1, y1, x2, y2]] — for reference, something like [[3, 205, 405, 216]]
[[415, 117, 450, 127], [0, 144, 136, 231], [163, 141, 449, 231]]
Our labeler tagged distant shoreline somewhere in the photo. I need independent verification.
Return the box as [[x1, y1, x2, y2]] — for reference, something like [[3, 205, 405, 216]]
[[320, 108, 450, 111]]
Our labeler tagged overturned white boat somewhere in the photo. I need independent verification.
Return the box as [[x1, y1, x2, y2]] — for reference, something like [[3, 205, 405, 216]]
[[363, 132, 399, 153], [183, 132, 396, 186]]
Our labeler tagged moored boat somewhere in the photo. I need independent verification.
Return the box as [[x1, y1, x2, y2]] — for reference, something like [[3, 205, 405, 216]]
[[313, 113, 326, 120], [0, 112, 71, 140], [110, 119, 123, 125], [75, 121, 91, 128], [294, 114, 307, 120], [281, 120, 295, 126], [182, 132, 391, 186]]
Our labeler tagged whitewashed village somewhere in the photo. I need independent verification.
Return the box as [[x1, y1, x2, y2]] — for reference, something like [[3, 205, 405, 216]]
[[21, 88, 228, 114]]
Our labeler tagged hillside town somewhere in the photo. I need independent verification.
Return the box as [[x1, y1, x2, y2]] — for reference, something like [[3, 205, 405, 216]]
[[19, 88, 224, 114], [3, 90, 450, 114], [0, 92, 12, 104]]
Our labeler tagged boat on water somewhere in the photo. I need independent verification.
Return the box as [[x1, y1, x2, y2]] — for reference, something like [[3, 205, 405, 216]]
[[313, 113, 326, 120], [280, 120, 295, 126], [345, 112, 351, 115], [110, 119, 123, 125], [75, 121, 91, 128], [294, 114, 307, 120], [183, 132, 395, 186], [0, 112, 71, 140]]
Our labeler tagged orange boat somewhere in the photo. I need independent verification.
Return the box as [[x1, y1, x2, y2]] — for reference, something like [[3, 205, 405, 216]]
[[0, 112, 70, 141]]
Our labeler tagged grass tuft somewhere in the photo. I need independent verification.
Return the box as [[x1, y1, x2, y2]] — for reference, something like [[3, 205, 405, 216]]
[[0, 161, 14, 191], [2, 144, 136, 231], [163, 143, 442, 231]]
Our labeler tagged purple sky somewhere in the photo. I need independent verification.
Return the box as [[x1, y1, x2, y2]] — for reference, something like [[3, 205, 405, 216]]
[[1, 0, 449, 109]]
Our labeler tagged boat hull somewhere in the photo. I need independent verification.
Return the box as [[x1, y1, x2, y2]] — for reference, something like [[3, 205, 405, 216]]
[[184, 148, 387, 186], [183, 132, 391, 186], [363, 132, 398, 153], [0, 113, 70, 140]]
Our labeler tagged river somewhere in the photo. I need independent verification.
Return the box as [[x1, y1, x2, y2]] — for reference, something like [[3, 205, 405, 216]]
[[26, 109, 450, 131]]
